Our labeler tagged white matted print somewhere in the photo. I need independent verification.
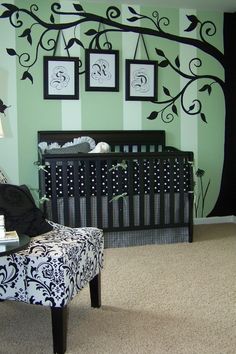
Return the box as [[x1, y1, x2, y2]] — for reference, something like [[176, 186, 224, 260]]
[[44, 56, 79, 99], [126, 60, 158, 101], [85, 49, 119, 91]]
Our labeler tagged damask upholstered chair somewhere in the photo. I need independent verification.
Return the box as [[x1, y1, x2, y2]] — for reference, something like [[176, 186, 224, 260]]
[[0, 184, 104, 354]]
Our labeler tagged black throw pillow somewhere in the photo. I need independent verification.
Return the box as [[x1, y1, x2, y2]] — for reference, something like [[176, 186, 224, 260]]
[[0, 184, 53, 237]]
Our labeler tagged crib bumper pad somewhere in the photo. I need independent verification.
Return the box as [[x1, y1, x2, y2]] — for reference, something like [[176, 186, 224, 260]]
[[0, 222, 104, 307]]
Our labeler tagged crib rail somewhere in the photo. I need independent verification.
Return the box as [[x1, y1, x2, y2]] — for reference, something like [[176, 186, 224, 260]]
[[39, 151, 194, 242], [38, 130, 166, 152]]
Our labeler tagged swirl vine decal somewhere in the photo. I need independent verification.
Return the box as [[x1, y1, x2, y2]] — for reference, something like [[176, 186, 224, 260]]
[[0, 2, 225, 123]]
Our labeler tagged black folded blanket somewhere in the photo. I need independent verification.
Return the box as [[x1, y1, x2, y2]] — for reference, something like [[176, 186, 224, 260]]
[[0, 184, 53, 237]]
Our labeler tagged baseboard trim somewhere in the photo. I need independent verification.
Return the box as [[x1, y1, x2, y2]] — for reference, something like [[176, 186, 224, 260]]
[[194, 215, 236, 225]]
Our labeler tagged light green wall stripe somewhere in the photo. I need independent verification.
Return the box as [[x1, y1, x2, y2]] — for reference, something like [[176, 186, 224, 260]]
[[141, 8, 180, 143], [0, 0, 18, 184], [16, 0, 61, 191], [60, 1, 82, 130], [179, 9, 198, 160], [122, 4, 142, 130], [80, 2, 123, 130]]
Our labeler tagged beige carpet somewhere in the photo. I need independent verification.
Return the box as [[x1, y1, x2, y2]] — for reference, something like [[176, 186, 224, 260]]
[[0, 223, 235, 354]]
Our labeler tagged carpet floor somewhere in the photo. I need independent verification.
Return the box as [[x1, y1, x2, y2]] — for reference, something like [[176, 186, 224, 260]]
[[0, 223, 235, 354]]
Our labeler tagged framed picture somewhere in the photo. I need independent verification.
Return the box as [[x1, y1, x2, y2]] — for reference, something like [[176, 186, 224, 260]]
[[125, 60, 158, 101], [43, 56, 79, 99], [85, 49, 119, 91]]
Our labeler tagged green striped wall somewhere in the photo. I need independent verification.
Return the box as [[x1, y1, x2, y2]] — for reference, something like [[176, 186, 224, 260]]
[[0, 0, 225, 215]]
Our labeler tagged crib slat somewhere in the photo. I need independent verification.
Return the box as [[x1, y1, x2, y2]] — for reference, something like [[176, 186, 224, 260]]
[[128, 159, 134, 228], [96, 159, 102, 229], [73, 159, 81, 227], [159, 159, 165, 225], [169, 157, 175, 224], [139, 158, 145, 227], [50, 161, 59, 223], [188, 154, 194, 242], [85, 159, 92, 226], [179, 157, 185, 223], [62, 161, 70, 226], [149, 158, 155, 227], [117, 161, 124, 228], [107, 159, 113, 229]]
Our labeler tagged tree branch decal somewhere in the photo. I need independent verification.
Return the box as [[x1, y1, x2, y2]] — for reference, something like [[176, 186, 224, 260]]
[[0, 2, 225, 123]]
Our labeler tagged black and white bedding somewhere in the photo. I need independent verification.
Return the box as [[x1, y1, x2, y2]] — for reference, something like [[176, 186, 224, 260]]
[[44, 158, 191, 198]]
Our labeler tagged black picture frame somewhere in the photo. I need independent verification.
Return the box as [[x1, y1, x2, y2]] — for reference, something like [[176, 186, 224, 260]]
[[43, 56, 79, 100], [85, 49, 119, 92], [125, 59, 158, 101]]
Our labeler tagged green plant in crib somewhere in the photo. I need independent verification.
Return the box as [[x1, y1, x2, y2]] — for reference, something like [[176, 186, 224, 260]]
[[33, 160, 50, 205], [108, 160, 128, 203], [194, 168, 210, 217], [33, 160, 48, 173], [108, 160, 128, 172]]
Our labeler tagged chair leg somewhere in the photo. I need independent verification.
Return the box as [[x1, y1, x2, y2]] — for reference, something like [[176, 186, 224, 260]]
[[89, 272, 101, 308], [51, 306, 68, 354]]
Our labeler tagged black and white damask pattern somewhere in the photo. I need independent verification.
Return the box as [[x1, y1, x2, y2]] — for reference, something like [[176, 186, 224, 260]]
[[0, 221, 103, 307]]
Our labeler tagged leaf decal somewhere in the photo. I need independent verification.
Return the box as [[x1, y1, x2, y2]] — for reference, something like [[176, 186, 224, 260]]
[[65, 38, 84, 50], [6, 48, 17, 56], [155, 48, 165, 57], [50, 14, 55, 23], [185, 15, 199, 32], [19, 28, 31, 38], [1, 3, 18, 12], [84, 29, 97, 36], [199, 84, 212, 95], [147, 111, 158, 120], [200, 113, 207, 123], [65, 38, 75, 50], [19, 29, 32, 45], [187, 14, 199, 23], [0, 10, 11, 18], [189, 103, 195, 111], [73, 3, 84, 12], [158, 60, 169, 68], [27, 34, 32, 45], [127, 16, 140, 22], [172, 104, 178, 115], [128, 6, 138, 15], [75, 38, 84, 48], [175, 56, 180, 68], [21, 71, 33, 84], [163, 87, 171, 96]]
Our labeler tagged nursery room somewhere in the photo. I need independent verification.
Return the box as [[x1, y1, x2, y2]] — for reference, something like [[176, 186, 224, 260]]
[[0, 0, 235, 353]]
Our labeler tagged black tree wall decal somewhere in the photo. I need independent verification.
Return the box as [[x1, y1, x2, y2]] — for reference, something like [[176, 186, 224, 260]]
[[0, 2, 225, 123], [1, 2, 234, 216]]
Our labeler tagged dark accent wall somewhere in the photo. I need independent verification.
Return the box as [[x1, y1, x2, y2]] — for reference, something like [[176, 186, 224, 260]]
[[209, 13, 236, 216]]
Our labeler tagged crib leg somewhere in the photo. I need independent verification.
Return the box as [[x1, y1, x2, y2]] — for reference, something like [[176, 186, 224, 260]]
[[89, 273, 101, 308], [51, 306, 68, 354]]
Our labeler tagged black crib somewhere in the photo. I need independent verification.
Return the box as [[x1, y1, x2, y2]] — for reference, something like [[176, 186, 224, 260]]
[[38, 130, 194, 247]]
